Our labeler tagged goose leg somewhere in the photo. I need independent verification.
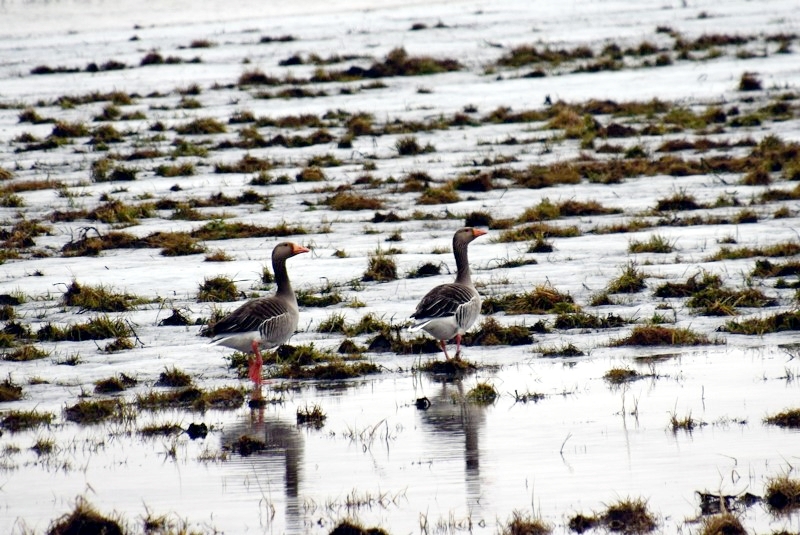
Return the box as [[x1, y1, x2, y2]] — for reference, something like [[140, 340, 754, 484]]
[[249, 340, 263, 386], [454, 333, 463, 359], [440, 340, 451, 360]]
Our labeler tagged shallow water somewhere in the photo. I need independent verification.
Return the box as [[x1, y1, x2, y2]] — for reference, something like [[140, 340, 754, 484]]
[[4, 346, 800, 534]]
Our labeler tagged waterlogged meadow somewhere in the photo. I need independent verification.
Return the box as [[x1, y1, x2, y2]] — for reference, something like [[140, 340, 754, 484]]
[[1, 0, 800, 533]]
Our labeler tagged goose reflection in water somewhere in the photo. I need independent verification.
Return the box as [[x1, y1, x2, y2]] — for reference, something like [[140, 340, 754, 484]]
[[417, 377, 487, 517], [220, 404, 304, 532]]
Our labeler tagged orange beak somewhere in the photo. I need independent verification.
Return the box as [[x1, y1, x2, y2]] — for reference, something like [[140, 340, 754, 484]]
[[292, 244, 311, 254], [472, 228, 487, 237]]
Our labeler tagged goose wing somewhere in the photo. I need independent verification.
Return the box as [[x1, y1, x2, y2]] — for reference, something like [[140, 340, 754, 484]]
[[211, 297, 289, 337], [411, 283, 476, 321]]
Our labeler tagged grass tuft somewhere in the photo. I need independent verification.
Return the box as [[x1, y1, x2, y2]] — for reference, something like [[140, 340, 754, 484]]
[[612, 325, 711, 346], [764, 474, 800, 512], [466, 382, 499, 403], [296, 403, 327, 428], [0, 409, 54, 432], [197, 276, 239, 302]]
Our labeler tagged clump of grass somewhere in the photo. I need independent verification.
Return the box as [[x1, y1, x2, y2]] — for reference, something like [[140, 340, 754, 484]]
[[175, 117, 226, 135], [103, 337, 135, 353], [670, 410, 701, 432], [64, 398, 125, 424], [603, 367, 639, 385], [686, 285, 776, 316], [764, 474, 800, 512], [155, 366, 193, 387], [538, 342, 584, 357], [328, 520, 389, 535], [136, 386, 244, 411], [272, 359, 380, 380], [467, 382, 499, 403], [323, 191, 384, 210], [407, 262, 442, 278], [706, 240, 800, 261], [395, 135, 435, 155], [569, 497, 657, 534], [697, 513, 746, 535], [462, 317, 534, 346], [739, 71, 762, 91], [416, 357, 477, 375], [764, 408, 800, 428], [296, 287, 344, 307], [149, 232, 206, 256], [296, 166, 326, 182], [500, 510, 552, 535], [32, 437, 55, 456], [722, 310, 800, 335], [482, 284, 577, 315], [94, 373, 137, 393], [48, 498, 124, 535], [752, 259, 800, 278], [155, 162, 195, 177], [363, 249, 397, 282], [197, 275, 238, 302], [88, 199, 152, 223], [602, 497, 658, 533], [497, 222, 581, 242], [654, 271, 722, 298], [606, 263, 647, 294], [0, 409, 54, 432], [37, 315, 134, 342], [418, 184, 460, 205], [554, 312, 628, 330], [628, 234, 674, 254], [205, 249, 233, 262], [3, 345, 50, 362], [62, 280, 146, 312], [612, 325, 711, 346], [296, 403, 327, 428], [655, 190, 703, 211], [138, 423, 183, 437]]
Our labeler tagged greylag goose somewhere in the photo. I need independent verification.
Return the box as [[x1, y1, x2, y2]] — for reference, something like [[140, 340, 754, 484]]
[[209, 242, 309, 385], [409, 227, 486, 359]]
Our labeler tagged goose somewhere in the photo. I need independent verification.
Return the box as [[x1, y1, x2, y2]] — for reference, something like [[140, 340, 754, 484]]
[[409, 227, 486, 359], [208, 242, 309, 385]]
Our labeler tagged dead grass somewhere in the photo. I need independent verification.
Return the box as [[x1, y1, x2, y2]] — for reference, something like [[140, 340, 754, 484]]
[[467, 382, 499, 403], [197, 275, 239, 302], [64, 398, 126, 424], [463, 317, 535, 346], [722, 310, 800, 335], [764, 474, 800, 512], [606, 263, 647, 294], [568, 497, 657, 534], [0, 376, 23, 402], [612, 325, 711, 346], [0, 409, 54, 432], [47, 497, 123, 535], [62, 280, 146, 312], [604, 368, 640, 385], [363, 249, 398, 282], [296, 403, 327, 428], [482, 285, 577, 315], [764, 408, 800, 428], [697, 513, 746, 535]]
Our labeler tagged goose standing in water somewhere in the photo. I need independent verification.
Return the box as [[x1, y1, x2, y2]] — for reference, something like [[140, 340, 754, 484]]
[[409, 227, 486, 359], [208, 242, 309, 386]]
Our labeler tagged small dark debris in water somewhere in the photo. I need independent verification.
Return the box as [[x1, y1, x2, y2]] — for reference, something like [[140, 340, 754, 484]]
[[186, 422, 208, 440], [231, 435, 266, 456], [514, 390, 545, 403], [48, 497, 123, 535], [158, 308, 191, 326], [248, 397, 267, 409], [696, 491, 761, 515], [415, 397, 431, 410]]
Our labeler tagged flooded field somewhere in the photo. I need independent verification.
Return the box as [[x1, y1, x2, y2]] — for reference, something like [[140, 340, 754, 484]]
[[1, 0, 800, 533]]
